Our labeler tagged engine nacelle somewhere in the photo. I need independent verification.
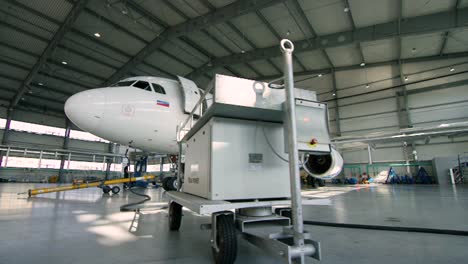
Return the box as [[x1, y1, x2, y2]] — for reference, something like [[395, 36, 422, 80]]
[[302, 148, 343, 179]]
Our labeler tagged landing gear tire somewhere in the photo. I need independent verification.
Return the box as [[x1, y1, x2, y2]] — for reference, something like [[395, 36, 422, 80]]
[[162, 177, 170, 190], [168, 202, 182, 231], [163, 177, 177, 191], [212, 214, 237, 264], [167, 177, 177, 191], [111, 186, 120, 194], [102, 185, 111, 194]]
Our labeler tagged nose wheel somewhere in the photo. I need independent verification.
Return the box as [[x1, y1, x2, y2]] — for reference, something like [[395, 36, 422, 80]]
[[162, 177, 177, 191]]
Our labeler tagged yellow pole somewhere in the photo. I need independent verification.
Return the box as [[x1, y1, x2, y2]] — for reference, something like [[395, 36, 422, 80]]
[[25, 175, 155, 196]]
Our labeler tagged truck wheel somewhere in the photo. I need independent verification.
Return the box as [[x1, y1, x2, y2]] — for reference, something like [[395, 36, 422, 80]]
[[212, 214, 237, 264]]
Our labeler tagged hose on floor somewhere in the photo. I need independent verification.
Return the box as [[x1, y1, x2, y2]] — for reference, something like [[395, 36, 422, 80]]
[[120, 186, 151, 212], [303, 220, 468, 236]]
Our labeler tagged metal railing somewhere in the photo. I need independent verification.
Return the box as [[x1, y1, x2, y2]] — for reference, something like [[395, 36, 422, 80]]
[[176, 82, 215, 142], [0, 144, 124, 169]]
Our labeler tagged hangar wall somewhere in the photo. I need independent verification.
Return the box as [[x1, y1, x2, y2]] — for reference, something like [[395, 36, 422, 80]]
[[301, 58, 468, 166]]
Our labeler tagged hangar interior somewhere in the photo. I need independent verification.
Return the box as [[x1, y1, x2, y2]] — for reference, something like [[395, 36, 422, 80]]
[[0, 0, 467, 263]]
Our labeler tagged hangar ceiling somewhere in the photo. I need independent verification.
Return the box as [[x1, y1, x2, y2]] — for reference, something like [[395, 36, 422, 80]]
[[1, 0, 468, 118]]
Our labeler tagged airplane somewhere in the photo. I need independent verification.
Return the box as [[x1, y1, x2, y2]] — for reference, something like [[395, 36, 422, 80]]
[[64, 76, 202, 154]]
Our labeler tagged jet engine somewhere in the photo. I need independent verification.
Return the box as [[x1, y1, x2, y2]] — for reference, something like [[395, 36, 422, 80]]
[[301, 148, 343, 179]]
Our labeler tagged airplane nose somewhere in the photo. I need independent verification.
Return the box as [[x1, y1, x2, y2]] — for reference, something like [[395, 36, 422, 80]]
[[64, 89, 105, 131]]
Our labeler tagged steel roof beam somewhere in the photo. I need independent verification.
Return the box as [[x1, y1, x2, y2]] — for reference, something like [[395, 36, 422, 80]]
[[344, 0, 365, 64], [156, 1, 231, 79], [202, 0, 302, 74], [439, 0, 460, 55], [0, 87, 62, 104], [284, 0, 333, 68], [9, 0, 89, 109], [105, 0, 286, 85], [255, 10, 300, 73], [157, 0, 266, 78], [188, 7, 468, 78], [259, 51, 468, 80]]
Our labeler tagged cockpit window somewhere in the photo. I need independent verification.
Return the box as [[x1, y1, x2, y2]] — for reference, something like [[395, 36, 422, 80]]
[[111, 80, 135, 87], [133, 81, 152, 91], [152, 83, 166, 94]]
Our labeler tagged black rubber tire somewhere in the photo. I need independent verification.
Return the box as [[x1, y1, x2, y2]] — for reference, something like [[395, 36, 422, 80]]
[[111, 186, 120, 194], [168, 177, 177, 191], [212, 214, 237, 264], [102, 185, 111, 194], [162, 177, 170, 190], [163, 177, 177, 191], [168, 202, 182, 231]]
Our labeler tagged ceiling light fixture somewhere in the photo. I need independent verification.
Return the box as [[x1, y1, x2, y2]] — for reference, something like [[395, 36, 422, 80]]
[[344, 6, 349, 12], [360, 62, 365, 67], [450, 67, 455, 72], [318, 74, 323, 77], [62, 61, 68, 65], [365, 84, 370, 88], [404, 76, 409, 81], [38, 82, 44, 86], [94, 32, 101, 38], [332, 93, 336, 96]]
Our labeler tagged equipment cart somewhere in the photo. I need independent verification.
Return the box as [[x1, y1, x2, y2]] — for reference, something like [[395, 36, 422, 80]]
[[167, 39, 341, 263]]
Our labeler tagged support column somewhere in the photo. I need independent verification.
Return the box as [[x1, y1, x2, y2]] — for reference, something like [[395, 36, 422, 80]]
[[0, 109, 13, 168], [58, 119, 71, 182], [367, 144, 373, 165], [105, 143, 115, 180], [331, 69, 341, 136], [397, 0, 412, 129]]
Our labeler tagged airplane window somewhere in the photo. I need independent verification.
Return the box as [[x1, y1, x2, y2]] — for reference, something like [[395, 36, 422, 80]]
[[152, 83, 166, 94], [111, 81, 135, 87], [133, 81, 152, 91]]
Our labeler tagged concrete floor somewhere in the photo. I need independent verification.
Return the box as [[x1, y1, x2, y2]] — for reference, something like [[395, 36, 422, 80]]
[[0, 183, 467, 263]]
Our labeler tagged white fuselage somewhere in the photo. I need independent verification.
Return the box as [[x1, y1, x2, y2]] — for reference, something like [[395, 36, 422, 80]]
[[64, 77, 189, 154]]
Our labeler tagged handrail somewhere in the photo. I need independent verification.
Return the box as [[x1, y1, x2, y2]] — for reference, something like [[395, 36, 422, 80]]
[[177, 80, 216, 142]]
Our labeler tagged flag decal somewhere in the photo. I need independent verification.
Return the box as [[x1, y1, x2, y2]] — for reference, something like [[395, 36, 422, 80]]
[[157, 100, 170, 107]]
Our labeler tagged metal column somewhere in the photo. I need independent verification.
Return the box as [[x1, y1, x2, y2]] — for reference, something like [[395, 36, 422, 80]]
[[58, 119, 71, 182], [331, 69, 341, 136], [104, 143, 115, 180], [367, 144, 373, 165], [0, 109, 13, 168]]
